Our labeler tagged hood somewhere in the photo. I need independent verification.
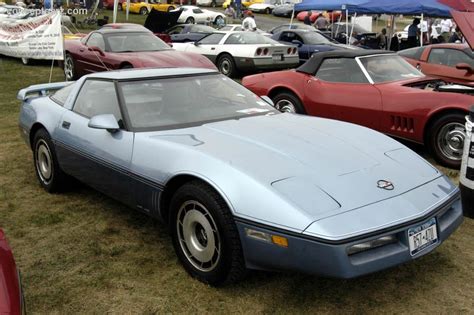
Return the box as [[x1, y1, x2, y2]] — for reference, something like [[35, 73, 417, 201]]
[[144, 8, 181, 33], [451, 10, 474, 49], [149, 113, 441, 221], [114, 50, 216, 69]]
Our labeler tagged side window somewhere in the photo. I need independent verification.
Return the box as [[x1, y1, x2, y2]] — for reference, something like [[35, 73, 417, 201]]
[[199, 33, 225, 44], [73, 80, 123, 124], [316, 58, 369, 83], [86, 33, 105, 51], [193, 8, 203, 13], [280, 32, 295, 42], [50, 83, 75, 106], [398, 47, 424, 60], [432, 49, 473, 67], [168, 26, 184, 34]]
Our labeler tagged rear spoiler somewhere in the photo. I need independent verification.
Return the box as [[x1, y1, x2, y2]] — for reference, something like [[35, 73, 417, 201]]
[[17, 81, 73, 101]]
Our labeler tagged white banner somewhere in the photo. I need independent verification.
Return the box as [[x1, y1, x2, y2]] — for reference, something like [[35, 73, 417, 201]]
[[0, 11, 63, 60]]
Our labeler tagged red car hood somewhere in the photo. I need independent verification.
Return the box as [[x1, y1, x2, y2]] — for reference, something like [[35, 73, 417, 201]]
[[451, 11, 474, 49], [113, 50, 216, 69]]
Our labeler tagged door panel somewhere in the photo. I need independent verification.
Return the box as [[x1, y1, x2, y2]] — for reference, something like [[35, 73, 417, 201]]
[[55, 111, 135, 206]]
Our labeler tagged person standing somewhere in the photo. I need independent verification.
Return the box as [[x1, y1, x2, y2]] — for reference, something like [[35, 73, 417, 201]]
[[303, 11, 311, 25], [242, 11, 257, 31], [313, 13, 329, 30], [407, 18, 420, 48], [440, 18, 453, 42], [376, 28, 387, 49]]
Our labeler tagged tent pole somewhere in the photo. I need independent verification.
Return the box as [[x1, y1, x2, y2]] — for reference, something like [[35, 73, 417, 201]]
[[349, 12, 356, 42], [420, 13, 424, 46], [345, 9, 348, 45], [289, 8, 295, 28], [113, 0, 118, 23], [126, 0, 130, 21]]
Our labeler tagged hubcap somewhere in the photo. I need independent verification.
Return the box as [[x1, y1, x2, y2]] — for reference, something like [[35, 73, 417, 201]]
[[220, 59, 231, 75], [35, 140, 53, 184], [437, 122, 465, 162], [275, 99, 296, 113], [177, 200, 221, 272], [65, 57, 74, 80]]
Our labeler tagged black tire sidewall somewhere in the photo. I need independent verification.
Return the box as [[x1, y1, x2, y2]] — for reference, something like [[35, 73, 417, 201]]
[[170, 182, 241, 285], [428, 113, 465, 169], [272, 92, 306, 114], [217, 54, 236, 77]]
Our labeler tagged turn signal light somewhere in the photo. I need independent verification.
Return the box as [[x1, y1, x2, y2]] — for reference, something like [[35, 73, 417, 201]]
[[245, 228, 289, 248]]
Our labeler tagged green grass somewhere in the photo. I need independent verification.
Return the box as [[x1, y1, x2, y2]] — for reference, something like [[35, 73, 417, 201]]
[[1, 55, 474, 313]]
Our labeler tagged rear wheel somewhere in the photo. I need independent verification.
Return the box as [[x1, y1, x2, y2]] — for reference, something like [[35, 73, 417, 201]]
[[265, 7, 271, 14], [217, 53, 237, 77], [186, 16, 195, 24], [427, 112, 466, 169], [170, 180, 246, 286], [272, 91, 306, 114], [120, 63, 133, 69], [139, 6, 148, 15], [33, 129, 69, 193], [211, 0, 217, 7], [167, 6, 175, 11], [21, 58, 30, 65]]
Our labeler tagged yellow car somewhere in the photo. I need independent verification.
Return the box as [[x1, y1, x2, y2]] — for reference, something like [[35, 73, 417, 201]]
[[122, 0, 176, 15], [222, 0, 264, 9]]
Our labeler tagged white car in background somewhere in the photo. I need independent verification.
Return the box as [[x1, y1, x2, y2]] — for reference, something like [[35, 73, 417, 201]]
[[172, 31, 299, 77], [218, 24, 272, 37], [248, 0, 281, 14], [196, 0, 225, 7], [175, 5, 225, 25]]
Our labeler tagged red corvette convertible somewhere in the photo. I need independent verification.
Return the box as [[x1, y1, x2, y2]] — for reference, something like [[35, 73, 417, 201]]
[[63, 25, 216, 80], [0, 229, 24, 315], [242, 50, 474, 168], [399, 44, 474, 87]]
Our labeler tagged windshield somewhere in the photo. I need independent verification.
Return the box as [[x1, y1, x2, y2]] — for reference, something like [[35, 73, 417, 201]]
[[106, 32, 170, 52], [225, 32, 278, 45], [119, 74, 278, 130], [360, 55, 424, 83], [190, 25, 215, 33]]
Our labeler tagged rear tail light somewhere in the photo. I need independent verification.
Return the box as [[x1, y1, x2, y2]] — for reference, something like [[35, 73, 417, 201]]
[[292, 47, 297, 54], [256, 48, 262, 56], [263, 48, 269, 55], [287, 47, 291, 54]]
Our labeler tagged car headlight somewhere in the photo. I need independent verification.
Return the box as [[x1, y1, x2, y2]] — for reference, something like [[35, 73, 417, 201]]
[[347, 235, 397, 255]]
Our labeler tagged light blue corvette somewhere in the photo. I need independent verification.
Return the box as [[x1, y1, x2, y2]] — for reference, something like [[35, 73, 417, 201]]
[[18, 68, 463, 285]]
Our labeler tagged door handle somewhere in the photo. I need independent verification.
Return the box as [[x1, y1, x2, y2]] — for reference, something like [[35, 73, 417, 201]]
[[62, 121, 71, 129]]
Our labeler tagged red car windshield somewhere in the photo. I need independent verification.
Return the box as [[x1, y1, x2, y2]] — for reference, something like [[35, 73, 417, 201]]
[[106, 32, 171, 53], [359, 55, 424, 83]]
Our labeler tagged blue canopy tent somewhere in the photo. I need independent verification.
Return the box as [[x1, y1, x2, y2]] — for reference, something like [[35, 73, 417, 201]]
[[294, 0, 366, 12], [347, 0, 452, 17]]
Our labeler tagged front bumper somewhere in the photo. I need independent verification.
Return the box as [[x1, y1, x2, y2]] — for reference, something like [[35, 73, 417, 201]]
[[236, 195, 463, 278], [234, 56, 299, 72]]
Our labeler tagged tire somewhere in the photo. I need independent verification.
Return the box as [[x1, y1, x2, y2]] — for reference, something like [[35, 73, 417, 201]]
[[186, 16, 195, 24], [120, 63, 133, 69], [21, 57, 30, 65], [170, 180, 246, 286], [139, 6, 148, 15], [215, 15, 224, 25], [427, 112, 466, 169], [211, 0, 216, 7], [33, 129, 68, 193], [272, 91, 306, 114], [265, 7, 271, 14], [64, 53, 76, 81], [167, 6, 175, 11], [117, 3, 122, 10], [217, 53, 237, 77]]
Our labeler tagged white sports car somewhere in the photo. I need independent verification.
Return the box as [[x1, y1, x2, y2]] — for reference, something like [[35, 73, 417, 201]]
[[218, 24, 272, 37], [175, 5, 225, 25], [248, 2, 277, 14], [172, 31, 299, 77]]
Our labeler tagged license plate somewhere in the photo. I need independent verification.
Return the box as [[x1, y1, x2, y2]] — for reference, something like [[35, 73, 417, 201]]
[[408, 218, 438, 256], [272, 54, 283, 61]]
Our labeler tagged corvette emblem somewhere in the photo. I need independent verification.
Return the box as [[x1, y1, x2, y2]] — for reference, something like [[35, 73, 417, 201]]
[[377, 180, 394, 190]]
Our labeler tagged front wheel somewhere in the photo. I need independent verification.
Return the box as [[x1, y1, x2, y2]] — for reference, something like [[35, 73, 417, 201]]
[[215, 15, 224, 25], [265, 7, 271, 14], [217, 54, 237, 77], [272, 92, 306, 114], [167, 6, 175, 11], [427, 113, 466, 169], [64, 53, 76, 81], [21, 57, 30, 65], [33, 129, 69, 193], [139, 6, 148, 15], [186, 16, 195, 24], [170, 180, 246, 286]]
